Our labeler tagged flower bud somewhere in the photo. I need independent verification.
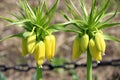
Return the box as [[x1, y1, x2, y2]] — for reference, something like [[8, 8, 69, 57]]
[[79, 34, 89, 53], [27, 34, 36, 53], [72, 36, 81, 60], [95, 32, 106, 54], [33, 41, 45, 65], [44, 35, 52, 60], [50, 35, 56, 58], [89, 38, 102, 61]]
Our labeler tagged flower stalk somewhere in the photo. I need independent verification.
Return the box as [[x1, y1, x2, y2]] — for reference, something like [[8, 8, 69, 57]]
[[87, 50, 92, 80], [37, 65, 42, 80]]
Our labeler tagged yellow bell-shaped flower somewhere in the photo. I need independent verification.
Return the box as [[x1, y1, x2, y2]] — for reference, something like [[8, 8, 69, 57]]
[[33, 41, 45, 65]]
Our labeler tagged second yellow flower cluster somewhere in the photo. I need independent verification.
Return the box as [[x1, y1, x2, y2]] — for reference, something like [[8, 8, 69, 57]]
[[72, 31, 106, 62]]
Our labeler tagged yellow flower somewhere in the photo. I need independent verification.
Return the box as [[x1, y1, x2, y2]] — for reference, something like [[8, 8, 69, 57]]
[[27, 34, 36, 54], [33, 41, 45, 65], [50, 35, 56, 58], [72, 34, 89, 60], [44, 35, 56, 60], [72, 36, 81, 60], [79, 34, 89, 53], [95, 32, 106, 54], [89, 38, 102, 61]]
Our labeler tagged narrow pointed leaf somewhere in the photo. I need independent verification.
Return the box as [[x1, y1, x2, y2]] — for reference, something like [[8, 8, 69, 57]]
[[0, 16, 16, 22], [0, 33, 23, 42], [94, 0, 110, 23], [103, 9, 117, 23], [103, 34, 120, 42], [7, 19, 30, 27], [98, 22, 120, 29], [45, 0, 59, 27], [78, 0, 88, 19]]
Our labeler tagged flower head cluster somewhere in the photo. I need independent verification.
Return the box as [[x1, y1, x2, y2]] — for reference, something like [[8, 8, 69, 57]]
[[72, 30, 106, 62], [19, 0, 59, 65], [63, 0, 120, 62], [0, 0, 59, 66], [22, 33, 56, 65]]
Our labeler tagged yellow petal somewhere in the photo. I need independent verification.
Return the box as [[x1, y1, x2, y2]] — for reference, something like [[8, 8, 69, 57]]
[[89, 39, 102, 61], [44, 35, 52, 60], [33, 41, 45, 65], [50, 35, 56, 58], [27, 34, 36, 53], [72, 36, 81, 60]]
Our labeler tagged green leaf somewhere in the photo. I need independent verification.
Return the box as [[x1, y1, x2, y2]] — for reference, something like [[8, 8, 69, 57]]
[[103, 8, 117, 23], [69, 70, 79, 80], [62, 13, 71, 21], [103, 34, 120, 42], [70, 0, 82, 18], [11, 13, 23, 20], [65, 0, 81, 20], [32, 72, 37, 80], [36, 0, 45, 24], [78, 0, 88, 20], [0, 33, 23, 42], [94, 0, 110, 24], [23, 0, 34, 19], [98, 22, 120, 29], [19, 10, 26, 18], [88, 0, 96, 25], [0, 72, 7, 80], [44, 0, 60, 27], [63, 14, 86, 30], [48, 23, 68, 32], [49, 23, 82, 34], [0, 16, 16, 22], [104, 12, 120, 18], [24, 0, 36, 19], [7, 19, 30, 27]]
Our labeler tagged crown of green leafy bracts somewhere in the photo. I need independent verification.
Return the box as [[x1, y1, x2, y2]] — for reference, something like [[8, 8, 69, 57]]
[[0, 0, 120, 42], [51, 0, 120, 42], [0, 0, 59, 42]]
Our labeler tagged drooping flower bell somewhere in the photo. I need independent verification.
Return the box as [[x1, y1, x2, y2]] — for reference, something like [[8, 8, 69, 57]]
[[72, 34, 89, 60], [21, 33, 36, 56], [33, 41, 45, 65], [44, 34, 56, 60], [89, 38, 102, 62], [94, 32, 106, 55]]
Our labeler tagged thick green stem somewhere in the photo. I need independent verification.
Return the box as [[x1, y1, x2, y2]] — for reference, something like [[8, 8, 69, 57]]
[[87, 50, 92, 80], [37, 64, 42, 80]]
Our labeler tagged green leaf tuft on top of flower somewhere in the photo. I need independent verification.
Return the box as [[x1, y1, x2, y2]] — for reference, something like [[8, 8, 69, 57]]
[[0, 0, 59, 40], [64, 0, 120, 35]]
